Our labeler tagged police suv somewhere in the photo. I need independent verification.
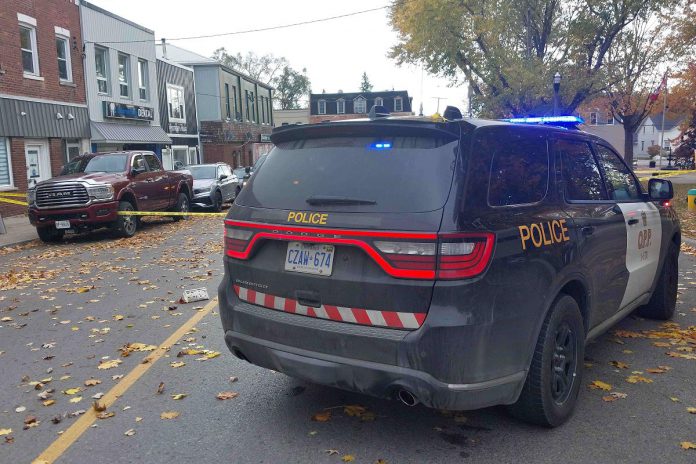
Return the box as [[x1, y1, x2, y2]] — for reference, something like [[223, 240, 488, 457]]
[[219, 108, 679, 427]]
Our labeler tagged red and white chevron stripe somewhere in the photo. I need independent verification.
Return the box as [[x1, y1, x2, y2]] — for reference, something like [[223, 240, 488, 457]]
[[233, 285, 425, 330]]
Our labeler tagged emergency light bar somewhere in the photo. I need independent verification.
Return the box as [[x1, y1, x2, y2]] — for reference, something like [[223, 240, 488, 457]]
[[502, 115, 585, 124]]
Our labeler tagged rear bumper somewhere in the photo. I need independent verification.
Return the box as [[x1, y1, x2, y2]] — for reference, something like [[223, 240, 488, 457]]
[[225, 328, 524, 410], [29, 201, 119, 228]]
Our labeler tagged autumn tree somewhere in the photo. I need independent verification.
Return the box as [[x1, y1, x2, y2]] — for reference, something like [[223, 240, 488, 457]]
[[360, 72, 373, 93], [389, 0, 669, 117], [211, 48, 287, 84], [274, 66, 312, 110]]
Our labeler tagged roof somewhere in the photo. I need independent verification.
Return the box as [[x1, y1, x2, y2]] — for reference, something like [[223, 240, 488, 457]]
[[90, 122, 171, 144], [649, 112, 685, 132], [310, 90, 410, 102], [81, 1, 154, 34]]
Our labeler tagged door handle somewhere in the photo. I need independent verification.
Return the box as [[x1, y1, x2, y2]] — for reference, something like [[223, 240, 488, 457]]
[[581, 226, 595, 236], [628, 218, 639, 225]]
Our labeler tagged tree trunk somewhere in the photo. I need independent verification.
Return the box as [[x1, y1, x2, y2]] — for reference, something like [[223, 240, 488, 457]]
[[623, 124, 635, 166]]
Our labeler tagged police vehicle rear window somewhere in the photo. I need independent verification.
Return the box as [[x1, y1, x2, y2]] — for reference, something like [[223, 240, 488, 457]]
[[238, 136, 458, 213]]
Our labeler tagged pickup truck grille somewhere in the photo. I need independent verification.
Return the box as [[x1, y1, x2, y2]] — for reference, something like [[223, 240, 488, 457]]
[[36, 183, 90, 208]]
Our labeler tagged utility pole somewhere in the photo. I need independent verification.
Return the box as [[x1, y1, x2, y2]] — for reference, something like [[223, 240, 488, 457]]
[[658, 73, 668, 169]]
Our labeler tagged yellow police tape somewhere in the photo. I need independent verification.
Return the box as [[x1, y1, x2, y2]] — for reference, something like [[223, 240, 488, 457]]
[[0, 192, 29, 197], [117, 210, 225, 217], [0, 197, 28, 206]]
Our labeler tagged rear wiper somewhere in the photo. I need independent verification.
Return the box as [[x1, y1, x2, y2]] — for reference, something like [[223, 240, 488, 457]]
[[306, 195, 377, 206]]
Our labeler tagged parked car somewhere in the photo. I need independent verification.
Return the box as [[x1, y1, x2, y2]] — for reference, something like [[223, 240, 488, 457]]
[[28, 151, 193, 242], [219, 111, 679, 427], [232, 167, 248, 196], [189, 163, 237, 211]]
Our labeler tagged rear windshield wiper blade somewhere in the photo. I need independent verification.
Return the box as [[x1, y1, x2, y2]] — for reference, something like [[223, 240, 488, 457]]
[[305, 196, 377, 206]]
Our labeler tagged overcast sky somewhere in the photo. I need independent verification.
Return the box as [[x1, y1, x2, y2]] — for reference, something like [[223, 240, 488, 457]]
[[88, 0, 467, 115]]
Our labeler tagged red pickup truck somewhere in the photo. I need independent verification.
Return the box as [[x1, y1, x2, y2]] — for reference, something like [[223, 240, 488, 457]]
[[27, 151, 193, 242]]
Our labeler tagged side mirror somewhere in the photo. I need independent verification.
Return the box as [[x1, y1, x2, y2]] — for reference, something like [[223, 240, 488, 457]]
[[648, 178, 673, 200], [219, 174, 228, 180]]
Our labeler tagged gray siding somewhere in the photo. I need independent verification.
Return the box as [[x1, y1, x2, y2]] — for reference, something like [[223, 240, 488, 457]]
[[193, 66, 222, 121], [0, 98, 90, 138], [156, 60, 198, 135]]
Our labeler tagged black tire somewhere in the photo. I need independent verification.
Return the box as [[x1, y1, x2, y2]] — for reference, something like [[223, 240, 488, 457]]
[[508, 294, 585, 427], [637, 242, 678, 320], [212, 190, 223, 212], [37, 227, 64, 243], [235, 186, 241, 197], [114, 201, 137, 238], [172, 193, 189, 221]]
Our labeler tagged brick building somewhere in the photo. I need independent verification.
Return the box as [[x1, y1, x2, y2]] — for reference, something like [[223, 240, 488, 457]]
[[0, 0, 90, 216], [160, 43, 273, 167], [309, 90, 413, 124]]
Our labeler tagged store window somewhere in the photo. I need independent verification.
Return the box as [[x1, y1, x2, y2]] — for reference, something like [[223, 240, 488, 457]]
[[118, 53, 130, 98], [138, 60, 148, 100], [95, 47, 109, 94], [56, 35, 72, 82], [167, 84, 186, 123]]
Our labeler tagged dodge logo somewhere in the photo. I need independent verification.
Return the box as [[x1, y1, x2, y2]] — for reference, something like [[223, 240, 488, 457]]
[[45, 191, 73, 198]]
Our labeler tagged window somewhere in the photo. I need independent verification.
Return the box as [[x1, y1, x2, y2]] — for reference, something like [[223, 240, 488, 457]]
[[394, 96, 403, 112], [337, 98, 345, 114], [354, 97, 366, 114], [232, 86, 238, 119], [590, 112, 598, 125], [118, 53, 130, 98], [318, 99, 326, 115], [166, 84, 186, 123], [144, 154, 162, 171], [374, 97, 383, 107], [607, 112, 614, 125], [247, 91, 256, 123], [556, 139, 607, 201], [56, 36, 72, 82], [488, 132, 549, 206], [641, 141, 644, 151], [19, 24, 39, 75], [260, 96, 266, 123], [224, 84, 231, 119], [595, 145, 640, 201], [66, 140, 81, 161], [0, 138, 13, 187], [95, 47, 109, 94], [245, 90, 251, 120], [137, 60, 148, 100]]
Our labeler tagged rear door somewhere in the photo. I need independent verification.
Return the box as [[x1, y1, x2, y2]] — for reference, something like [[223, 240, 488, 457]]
[[218, 165, 235, 202], [593, 143, 662, 308], [555, 136, 628, 327], [225, 127, 461, 330], [143, 154, 170, 210]]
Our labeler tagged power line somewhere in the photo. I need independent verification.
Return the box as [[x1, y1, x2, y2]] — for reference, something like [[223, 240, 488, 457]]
[[86, 5, 389, 45]]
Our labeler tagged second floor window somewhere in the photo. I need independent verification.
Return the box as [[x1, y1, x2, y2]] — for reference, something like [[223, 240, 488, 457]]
[[337, 99, 345, 114], [225, 84, 231, 119], [394, 96, 403, 112], [138, 60, 148, 100], [318, 99, 326, 115], [56, 36, 72, 82], [118, 53, 130, 98], [375, 97, 383, 107], [354, 97, 366, 114], [19, 24, 39, 75], [167, 84, 186, 123], [95, 47, 109, 94]]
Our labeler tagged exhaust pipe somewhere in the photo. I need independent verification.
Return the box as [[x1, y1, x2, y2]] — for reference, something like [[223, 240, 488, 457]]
[[397, 389, 419, 407]]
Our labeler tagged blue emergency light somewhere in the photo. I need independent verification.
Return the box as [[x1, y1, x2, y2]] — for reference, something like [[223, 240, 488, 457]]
[[502, 115, 585, 125], [371, 142, 392, 149]]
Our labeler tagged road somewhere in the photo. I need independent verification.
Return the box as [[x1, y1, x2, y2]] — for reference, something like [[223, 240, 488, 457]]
[[0, 216, 695, 464]]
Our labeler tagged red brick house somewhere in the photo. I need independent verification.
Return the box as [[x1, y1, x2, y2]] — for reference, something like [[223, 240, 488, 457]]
[[0, 0, 90, 216]]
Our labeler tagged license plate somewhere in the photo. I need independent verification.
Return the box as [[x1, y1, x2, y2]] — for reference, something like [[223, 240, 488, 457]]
[[55, 220, 70, 229], [284, 242, 334, 276]]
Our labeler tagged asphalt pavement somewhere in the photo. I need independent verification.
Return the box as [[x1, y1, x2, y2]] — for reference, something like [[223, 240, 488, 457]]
[[0, 216, 695, 464]]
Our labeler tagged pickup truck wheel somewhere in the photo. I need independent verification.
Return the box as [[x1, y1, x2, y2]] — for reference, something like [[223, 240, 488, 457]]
[[508, 294, 584, 427], [114, 201, 137, 238], [172, 193, 189, 221], [213, 191, 223, 212], [637, 242, 678, 320], [37, 227, 64, 243]]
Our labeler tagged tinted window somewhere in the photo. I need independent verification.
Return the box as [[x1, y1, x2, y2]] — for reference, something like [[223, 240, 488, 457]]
[[595, 145, 640, 201], [487, 133, 549, 206], [556, 139, 607, 201], [83, 155, 129, 173], [144, 154, 162, 171], [239, 136, 458, 213]]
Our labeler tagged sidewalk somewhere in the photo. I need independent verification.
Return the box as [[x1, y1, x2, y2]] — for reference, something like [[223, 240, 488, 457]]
[[0, 215, 37, 248]]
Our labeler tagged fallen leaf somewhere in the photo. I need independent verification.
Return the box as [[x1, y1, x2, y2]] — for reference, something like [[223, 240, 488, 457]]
[[93, 401, 106, 412], [613, 330, 643, 338], [169, 362, 185, 368], [124, 429, 136, 436], [602, 392, 627, 402], [680, 442, 696, 450], [171, 394, 187, 400], [84, 379, 101, 387], [98, 359, 122, 370], [687, 407, 696, 414], [113, 315, 124, 321], [344, 405, 367, 417], [610, 361, 629, 369], [229, 376, 238, 383], [69, 396, 82, 404], [15, 406, 26, 413], [626, 375, 653, 384], [62, 388, 82, 395], [135, 417, 142, 422], [157, 382, 165, 394], [216, 391, 239, 400], [588, 380, 612, 391], [160, 411, 180, 420], [0, 429, 11, 436], [342, 455, 355, 462], [376, 460, 388, 464], [42, 400, 55, 407], [671, 397, 681, 403], [96, 411, 114, 419], [325, 449, 339, 456], [646, 368, 668, 374], [311, 410, 332, 422]]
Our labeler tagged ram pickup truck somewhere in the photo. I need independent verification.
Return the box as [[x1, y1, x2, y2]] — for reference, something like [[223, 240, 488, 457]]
[[27, 151, 193, 242]]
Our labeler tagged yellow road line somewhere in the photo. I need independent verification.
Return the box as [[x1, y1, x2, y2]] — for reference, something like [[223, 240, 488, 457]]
[[32, 298, 219, 464]]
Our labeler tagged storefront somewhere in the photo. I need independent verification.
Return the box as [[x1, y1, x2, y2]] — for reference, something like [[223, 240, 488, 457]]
[[89, 102, 171, 153]]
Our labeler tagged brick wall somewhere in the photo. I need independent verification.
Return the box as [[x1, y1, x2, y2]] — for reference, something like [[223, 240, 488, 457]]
[[200, 121, 272, 145], [49, 138, 65, 176], [0, 0, 86, 104]]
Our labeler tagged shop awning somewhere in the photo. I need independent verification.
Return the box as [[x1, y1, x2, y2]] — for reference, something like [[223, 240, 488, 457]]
[[90, 122, 172, 144]]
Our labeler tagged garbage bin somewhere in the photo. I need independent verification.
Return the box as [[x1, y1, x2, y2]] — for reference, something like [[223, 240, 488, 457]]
[[689, 189, 696, 212]]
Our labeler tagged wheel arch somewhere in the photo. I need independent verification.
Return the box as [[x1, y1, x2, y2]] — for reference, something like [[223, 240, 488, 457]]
[[118, 190, 138, 209], [178, 181, 191, 199]]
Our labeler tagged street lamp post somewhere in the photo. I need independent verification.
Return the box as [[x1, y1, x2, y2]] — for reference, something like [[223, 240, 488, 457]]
[[553, 72, 561, 116]]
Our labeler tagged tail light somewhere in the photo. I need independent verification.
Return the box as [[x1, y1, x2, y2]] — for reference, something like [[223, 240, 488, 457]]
[[223, 220, 495, 280]]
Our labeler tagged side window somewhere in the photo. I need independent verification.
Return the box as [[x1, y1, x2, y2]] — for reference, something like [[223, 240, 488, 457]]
[[487, 132, 549, 206], [132, 155, 146, 172], [595, 145, 641, 201], [144, 154, 162, 171], [556, 139, 607, 201]]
